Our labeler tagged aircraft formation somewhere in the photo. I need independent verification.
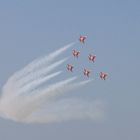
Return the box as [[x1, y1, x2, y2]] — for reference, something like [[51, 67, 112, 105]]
[[67, 35, 108, 80]]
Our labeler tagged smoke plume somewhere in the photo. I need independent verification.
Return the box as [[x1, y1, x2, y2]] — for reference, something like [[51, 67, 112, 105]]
[[0, 43, 104, 123]]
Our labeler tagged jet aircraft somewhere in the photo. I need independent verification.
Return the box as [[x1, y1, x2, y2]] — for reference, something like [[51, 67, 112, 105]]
[[83, 68, 90, 77], [100, 72, 107, 80], [88, 54, 96, 62], [67, 64, 74, 72], [72, 50, 80, 58], [79, 35, 87, 43]]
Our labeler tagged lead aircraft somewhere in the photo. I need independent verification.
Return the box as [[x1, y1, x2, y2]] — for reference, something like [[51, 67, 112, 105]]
[[79, 35, 87, 43]]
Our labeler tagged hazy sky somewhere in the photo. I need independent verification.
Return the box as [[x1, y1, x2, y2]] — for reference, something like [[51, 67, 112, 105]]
[[0, 0, 140, 140]]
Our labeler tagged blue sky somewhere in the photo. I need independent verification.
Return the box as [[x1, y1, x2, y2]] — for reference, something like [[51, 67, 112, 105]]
[[0, 0, 140, 140]]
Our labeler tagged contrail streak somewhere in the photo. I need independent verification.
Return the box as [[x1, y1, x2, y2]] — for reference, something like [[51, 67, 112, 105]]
[[19, 71, 62, 94], [17, 58, 68, 87], [32, 78, 93, 101], [0, 42, 104, 123], [12, 42, 75, 80]]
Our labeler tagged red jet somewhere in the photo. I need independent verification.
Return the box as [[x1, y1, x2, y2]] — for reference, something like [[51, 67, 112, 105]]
[[88, 54, 96, 62], [83, 68, 90, 77], [100, 72, 108, 80], [72, 50, 80, 58], [67, 64, 74, 72], [79, 35, 87, 43]]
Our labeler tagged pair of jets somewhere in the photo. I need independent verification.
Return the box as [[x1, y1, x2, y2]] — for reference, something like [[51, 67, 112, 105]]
[[72, 49, 96, 62], [67, 64, 90, 77], [84, 69, 108, 80], [67, 64, 107, 80]]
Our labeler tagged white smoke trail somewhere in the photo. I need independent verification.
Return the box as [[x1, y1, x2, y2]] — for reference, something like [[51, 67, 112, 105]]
[[12, 42, 75, 80], [0, 43, 104, 123], [17, 58, 68, 87], [18, 71, 62, 94]]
